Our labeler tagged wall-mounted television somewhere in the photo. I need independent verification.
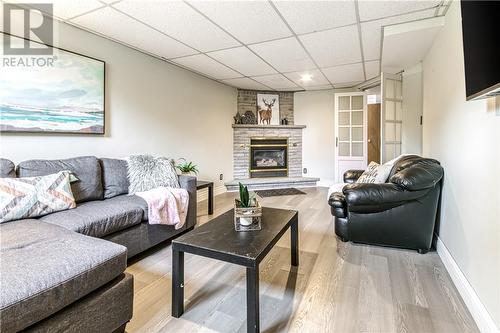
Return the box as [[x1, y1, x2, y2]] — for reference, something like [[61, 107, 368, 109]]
[[461, 1, 500, 101]]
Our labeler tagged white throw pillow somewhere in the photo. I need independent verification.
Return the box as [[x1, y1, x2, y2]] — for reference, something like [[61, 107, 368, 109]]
[[327, 183, 348, 199], [357, 162, 392, 184]]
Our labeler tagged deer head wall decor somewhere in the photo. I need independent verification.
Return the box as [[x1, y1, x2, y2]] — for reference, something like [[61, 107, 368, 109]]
[[263, 98, 276, 109], [259, 98, 276, 125]]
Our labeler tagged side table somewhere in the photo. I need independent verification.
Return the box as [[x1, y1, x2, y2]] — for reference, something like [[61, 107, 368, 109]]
[[196, 180, 213, 215]]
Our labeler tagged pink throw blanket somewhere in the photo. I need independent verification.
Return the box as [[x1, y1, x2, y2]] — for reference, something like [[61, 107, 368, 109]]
[[136, 187, 189, 230]]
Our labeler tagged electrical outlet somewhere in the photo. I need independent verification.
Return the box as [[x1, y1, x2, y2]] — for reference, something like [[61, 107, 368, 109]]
[[219, 173, 223, 180], [303, 168, 307, 174]]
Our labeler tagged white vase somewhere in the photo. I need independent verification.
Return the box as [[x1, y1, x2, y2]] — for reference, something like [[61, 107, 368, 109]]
[[240, 216, 253, 226]]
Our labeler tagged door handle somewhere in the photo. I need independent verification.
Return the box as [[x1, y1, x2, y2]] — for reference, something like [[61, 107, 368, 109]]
[[336, 137, 339, 147], [368, 139, 372, 143]]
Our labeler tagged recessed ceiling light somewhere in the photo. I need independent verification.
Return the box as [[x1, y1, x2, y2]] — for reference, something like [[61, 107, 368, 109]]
[[300, 74, 313, 82]]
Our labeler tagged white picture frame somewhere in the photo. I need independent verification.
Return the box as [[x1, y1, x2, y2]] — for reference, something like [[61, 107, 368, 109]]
[[257, 93, 280, 125]]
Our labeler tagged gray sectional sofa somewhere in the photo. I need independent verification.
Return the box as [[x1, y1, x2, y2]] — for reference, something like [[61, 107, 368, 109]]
[[0, 156, 197, 333]]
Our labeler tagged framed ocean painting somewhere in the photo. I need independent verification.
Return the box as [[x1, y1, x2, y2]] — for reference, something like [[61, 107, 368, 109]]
[[0, 33, 105, 134]]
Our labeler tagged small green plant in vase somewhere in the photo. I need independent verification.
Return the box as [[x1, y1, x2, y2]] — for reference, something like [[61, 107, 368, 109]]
[[238, 182, 255, 207], [235, 182, 262, 230], [176, 158, 199, 175]]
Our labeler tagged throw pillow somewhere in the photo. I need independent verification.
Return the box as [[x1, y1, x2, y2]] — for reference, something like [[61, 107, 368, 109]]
[[357, 161, 392, 184], [127, 155, 180, 194], [0, 158, 16, 178], [0, 171, 76, 223], [327, 182, 348, 199], [100, 158, 129, 199], [17, 156, 103, 203]]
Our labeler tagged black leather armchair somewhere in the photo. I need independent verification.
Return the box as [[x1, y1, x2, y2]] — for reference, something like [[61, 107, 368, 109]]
[[328, 155, 443, 253]]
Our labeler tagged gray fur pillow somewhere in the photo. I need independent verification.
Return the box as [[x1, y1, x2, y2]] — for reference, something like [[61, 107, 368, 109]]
[[127, 155, 179, 194]]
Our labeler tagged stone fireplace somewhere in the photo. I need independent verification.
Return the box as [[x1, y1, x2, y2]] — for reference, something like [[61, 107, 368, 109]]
[[232, 124, 305, 180], [225, 90, 318, 191]]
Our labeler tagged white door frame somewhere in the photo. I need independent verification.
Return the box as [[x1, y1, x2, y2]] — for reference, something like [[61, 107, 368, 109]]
[[380, 73, 403, 163], [334, 92, 368, 183]]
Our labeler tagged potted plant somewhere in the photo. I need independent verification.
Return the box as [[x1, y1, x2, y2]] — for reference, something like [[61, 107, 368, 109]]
[[234, 182, 262, 230], [175, 158, 199, 175]]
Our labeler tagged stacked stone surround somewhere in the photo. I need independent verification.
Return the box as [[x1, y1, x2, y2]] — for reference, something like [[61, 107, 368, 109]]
[[233, 124, 305, 179], [237, 90, 294, 124]]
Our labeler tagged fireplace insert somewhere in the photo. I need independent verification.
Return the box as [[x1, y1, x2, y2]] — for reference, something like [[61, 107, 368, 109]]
[[250, 138, 288, 178]]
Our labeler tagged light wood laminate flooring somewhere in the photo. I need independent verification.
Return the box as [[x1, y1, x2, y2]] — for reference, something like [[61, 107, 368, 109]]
[[126, 187, 478, 333]]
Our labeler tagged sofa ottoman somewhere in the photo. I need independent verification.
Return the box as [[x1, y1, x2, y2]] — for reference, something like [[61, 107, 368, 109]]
[[22, 273, 133, 333], [0, 220, 132, 332]]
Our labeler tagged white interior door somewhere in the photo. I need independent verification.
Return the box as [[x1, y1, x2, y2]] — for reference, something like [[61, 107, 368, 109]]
[[381, 73, 403, 163], [334, 92, 367, 182]]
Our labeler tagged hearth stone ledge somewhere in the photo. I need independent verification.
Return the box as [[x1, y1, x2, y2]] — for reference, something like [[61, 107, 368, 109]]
[[225, 177, 320, 192]]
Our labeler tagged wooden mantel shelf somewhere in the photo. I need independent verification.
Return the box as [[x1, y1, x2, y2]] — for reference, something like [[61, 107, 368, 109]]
[[232, 124, 306, 129]]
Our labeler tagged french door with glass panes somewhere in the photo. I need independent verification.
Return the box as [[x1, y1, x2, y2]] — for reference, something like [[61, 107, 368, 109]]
[[381, 73, 403, 163], [334, 92, 367, 182]]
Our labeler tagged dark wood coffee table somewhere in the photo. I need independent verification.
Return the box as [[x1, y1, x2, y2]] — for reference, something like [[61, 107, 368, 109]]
[[171, 207, 299, 333]]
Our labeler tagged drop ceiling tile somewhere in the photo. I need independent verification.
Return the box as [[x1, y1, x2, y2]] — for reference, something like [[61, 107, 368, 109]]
[[361, 9, 436, 60], [365, 60, 380, 79], [304, 84, 334, 91], [322, 63, 364, 85], [71, 7, 197, 59], [248, 37, 315, 73], [438, 3, 450, 16], [173, 54, 241, 80], [273, 1, 356, 34], [334, 81, 363, 88], [252, 74, 299, 90], [300, 25, 362, 68], [284, 69, 330, 87], [114, 0, 240, 52], [358, 1, 441, 22], [222, 77, 270, 90], [188, 1, 292, 44], [207, 47, 276, 76], [384, 66, 404, 75], [6, 0, 104, 20]]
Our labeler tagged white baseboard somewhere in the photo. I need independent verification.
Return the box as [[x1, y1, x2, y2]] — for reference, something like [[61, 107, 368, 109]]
[[197, 183, 226, 202], [436, 237, 499, 333], [316, 178, 335, 187]]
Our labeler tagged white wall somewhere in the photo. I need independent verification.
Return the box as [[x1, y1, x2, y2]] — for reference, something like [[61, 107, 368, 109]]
[[294, 90, 335, 186], [402, 63, 423, 155], [422, 1, 500, 330], [0, 18, 237, 197]]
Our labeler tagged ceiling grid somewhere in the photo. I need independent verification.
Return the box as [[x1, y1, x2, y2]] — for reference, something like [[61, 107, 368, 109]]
[[3, 0, 451, 91]]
